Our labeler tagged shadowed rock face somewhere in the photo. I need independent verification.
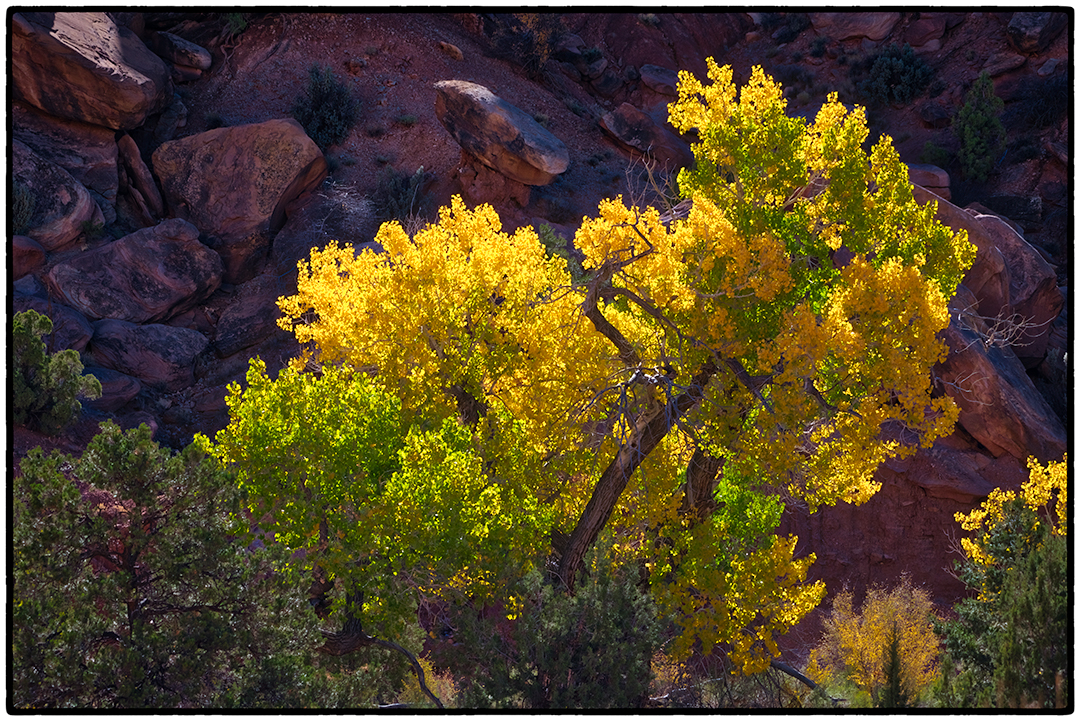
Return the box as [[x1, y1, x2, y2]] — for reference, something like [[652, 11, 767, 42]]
[[46, 218, 223, 324], [12, 11, 172, 130], [86, 319, 209, 392], [434, 80, 569, 186], [152, 118, 327, 284], [13, 139, 103, 252]]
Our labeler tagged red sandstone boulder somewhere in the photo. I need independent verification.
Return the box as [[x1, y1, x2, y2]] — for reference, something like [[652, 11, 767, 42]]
[[13, 236, 46, 279], [809, 12, 901, 41], [213, 273, 292, 359], [599, 103, 694, 170], [12, 12, 172, 130], [46, 218, 222, 323], [152, 118, 328, 284], [12, 101, 119, 221], [1006, 11, 1068, 54], [13, 139, 103, 252], [117, 134, 164, 219], [13, 294, 95, 354], [82, 366, 142, 413], [86, 319, 209, 392], [144, 30, 212, 70], [434, 80, 570, 186]]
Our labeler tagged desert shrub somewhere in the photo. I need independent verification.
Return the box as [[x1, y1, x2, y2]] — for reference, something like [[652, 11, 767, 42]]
[[291, 64, 359, 150], [773, 13, 810, 44], [11, 422, 351, 708], [447, 548, 662, 709], [1001, 72, 1069, 131], [222, 12, 248, 38], [920, 140, 953, 168], [394, 113, 418, 127], [13, 309, 101, 436], [954, 71, 1005, 182], [806, 576, 940, 707], [537, 223, 585, 282], [855, 43, 934, 106], [490, 13, 565, 80], [371, 165, 435, 229], [1004, 136, 1041, 165], [581, 46, 604, 64], [810, 36, 829, 58], [931, 457, 1068, 709], [13, 180, 35, 235]]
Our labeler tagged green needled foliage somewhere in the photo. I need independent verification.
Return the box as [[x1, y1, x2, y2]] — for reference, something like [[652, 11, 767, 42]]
[[291, 64, 359, 150], [955, 71, 1005, 183], [11, 422, 344, 709], [14, 309, 101, 436]]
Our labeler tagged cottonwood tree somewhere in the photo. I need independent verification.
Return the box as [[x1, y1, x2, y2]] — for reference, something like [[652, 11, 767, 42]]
[[208, 60, 974, 682]]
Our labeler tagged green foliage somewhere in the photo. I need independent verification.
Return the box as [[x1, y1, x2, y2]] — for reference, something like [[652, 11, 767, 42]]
[[855, 43, 934, 106], [876, 624, 911, 708], [810, 36, 829, 58], [920, 140, 952, 168], [371, 165, 435, 226], [537, 222, 585, 282], [394, 113, 418, 127], [11, 422, 343, 708], [954, 71, 1005, 182], [14, 309, 101, 436], [581, 46, 604, 64], [491, 13, 565, 80], [448, 547, 662, 709], [14, 179, 36, 235], [933, 498, 1069, 708], [222, 12, 248, 37], [291, 64, 359, 150]]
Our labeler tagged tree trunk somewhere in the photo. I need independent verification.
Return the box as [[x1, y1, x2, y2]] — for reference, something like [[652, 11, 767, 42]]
[[556, 363, 716, 592]]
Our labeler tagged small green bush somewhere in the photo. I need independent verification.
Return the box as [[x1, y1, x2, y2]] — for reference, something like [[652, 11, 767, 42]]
[[222, 12, 248, 38], [371, 166, 435, 227], [491, 14, 564, 80], [205, 111, 226, 129], [954, 71, 1005, 182], [395, 113, 418, 127], [14, 309, 101, 436], [810, 36, 829, 58], [855, 43, 934, 106], [920, 140, 952, 168], [581, 46, 604, 64], [13, 180, 35, 235], [773, 13, 810, 44], [291, 64, 360, 150]]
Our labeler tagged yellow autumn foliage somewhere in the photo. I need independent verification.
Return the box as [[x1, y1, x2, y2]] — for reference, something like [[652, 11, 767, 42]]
[[270, 60, 974, 674], [807, 576, 940, 702]]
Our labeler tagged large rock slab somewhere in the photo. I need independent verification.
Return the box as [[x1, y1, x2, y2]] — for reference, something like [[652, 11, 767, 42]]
[[434, 80, 569, 186], [12, 12, 172, 130], [13, 139, 103, 252], [144, 30, 212, 70], [117, 134, 164, 219], [13, 235, 46, 279], [12, 100, 119, 219], [152, 118, 327, 284], [13, 293, 95, 354], [213, 273, 292, 358], [86, 319, 209, 392], [936, 315, 1067, 462], [600, 103, 694, 170], [82, 366, 142, 413], [46, 218, 222, 323], [809, 12, 901, 41], [1006, 11, 1068, 53]]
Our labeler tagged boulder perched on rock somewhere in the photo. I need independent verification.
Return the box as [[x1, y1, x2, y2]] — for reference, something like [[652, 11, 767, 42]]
[[152, 118, 327, 284], [13, 293, 95, 353], [12, 100, 119, 220], [82, 365, 142, 413], [46, 218, 222, 323], [809, 12, 901, 41], [434, 80, 569, 186], [86, 319, 209, 392], [13, 139, 103, 252], [599, 103, 693, 169], [1006, 11, 1068, 53], [12, 11, 172, 130]]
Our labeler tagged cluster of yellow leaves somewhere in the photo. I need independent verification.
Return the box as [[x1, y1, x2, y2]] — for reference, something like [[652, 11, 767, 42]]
[[806, 576, 940, 701], [956, 455, 1068, 568]]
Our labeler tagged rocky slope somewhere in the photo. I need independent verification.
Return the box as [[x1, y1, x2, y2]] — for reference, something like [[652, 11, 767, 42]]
[[10, 11, 1070, 659]]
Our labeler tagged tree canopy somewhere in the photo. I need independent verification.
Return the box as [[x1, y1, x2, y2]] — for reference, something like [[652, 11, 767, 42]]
[[203, 60, 975, 677]]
